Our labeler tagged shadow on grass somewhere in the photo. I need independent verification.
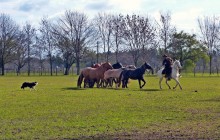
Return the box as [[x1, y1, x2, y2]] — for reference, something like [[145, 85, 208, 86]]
[[102, 88, 161, 92], [61, 86, 160, 92], [131, 88, 161, 92], [62, 87, 87, 90]]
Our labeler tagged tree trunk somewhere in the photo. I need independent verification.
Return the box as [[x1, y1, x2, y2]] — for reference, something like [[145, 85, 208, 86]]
[[1, 61, 4, 76], [64, 66, 70, 75], [134, 56, 138, 67], [17, 67, 21, 76], [193, 67, 196, 77], [50, 55, 53, 76], [76, 58, 80, 75], [115, 51, 118, 62], [1, 54, 4, 75], [209, 55, 212, 75]]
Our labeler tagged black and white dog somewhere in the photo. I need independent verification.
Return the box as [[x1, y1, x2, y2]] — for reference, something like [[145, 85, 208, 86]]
[[21, 82, 38, 90]]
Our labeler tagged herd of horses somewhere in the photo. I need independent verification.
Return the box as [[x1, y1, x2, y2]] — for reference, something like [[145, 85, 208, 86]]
[[77, 60, 182, 90]]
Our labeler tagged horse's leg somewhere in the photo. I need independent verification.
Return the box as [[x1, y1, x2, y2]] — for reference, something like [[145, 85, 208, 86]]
[[140, 78, 146, 89], [105, 79, 109, 88], [113, 78, 117, 87], [109, 78, 113, 87], [100, 79, 104, 88], [115, 78, 119, 89], [96, 79, 101, 88], [138, 79, 141, 88], [83, 78, 87, 88], [173, 78, 178, 89], [173, 78, 182, 90], [159, 77, 163, 90], [122, 80, 125, 88], [165, 78, 171, 89], [109, 79, 112, 87], [89, 79, 94, 88], [125, 79, 129, 88], [104, 79, 108, 88], [124, 80, 127, 88], [122, 79, 127, 88]]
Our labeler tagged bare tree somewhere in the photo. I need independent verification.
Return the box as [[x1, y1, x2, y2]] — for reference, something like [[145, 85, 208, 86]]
[[111, 14, 124, 62], [53, 10, 96, 75], [34, 36, 45, 76], [14, 30, 28, 75], [198, 16, 220, 75], [39, 17, 55, 76], [122, 14, 156, 66], [0, 13, 19, 75], [22, 22, 36, 76], [158, 11, 176, 54], [94, 13, 113, 61]]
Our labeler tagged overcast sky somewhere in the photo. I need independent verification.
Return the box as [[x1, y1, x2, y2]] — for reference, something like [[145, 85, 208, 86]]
[[1, 0, 220, 33]]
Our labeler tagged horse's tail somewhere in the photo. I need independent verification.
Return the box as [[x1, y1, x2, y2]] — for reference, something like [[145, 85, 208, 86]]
[[118, 71, 124, 87], [157, 68, 163, 78], [77, 73, 84, 88]]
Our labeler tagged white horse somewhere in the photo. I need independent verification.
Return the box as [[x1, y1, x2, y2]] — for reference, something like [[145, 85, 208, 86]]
[[157, 60, 182, 90]]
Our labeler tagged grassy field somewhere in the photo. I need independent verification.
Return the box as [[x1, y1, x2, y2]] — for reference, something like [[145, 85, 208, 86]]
[[0, 75, 219, 139]]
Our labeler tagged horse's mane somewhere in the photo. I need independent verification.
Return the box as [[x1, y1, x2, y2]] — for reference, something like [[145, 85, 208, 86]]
[[98, 62, 112, 70], [173, 60, 180, 67], [173, 60, 179, 64]]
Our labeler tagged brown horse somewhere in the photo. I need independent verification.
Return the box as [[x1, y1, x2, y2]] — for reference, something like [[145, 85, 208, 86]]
[[82, 63, 101, 87], [91, 63, 101, 68], [77, 62, 113, 88]]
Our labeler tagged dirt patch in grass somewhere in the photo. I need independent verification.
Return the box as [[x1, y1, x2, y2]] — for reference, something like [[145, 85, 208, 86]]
[[75, 122, 220, 140]]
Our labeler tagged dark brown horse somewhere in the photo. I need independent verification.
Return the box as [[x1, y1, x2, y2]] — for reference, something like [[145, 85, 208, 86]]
[[77, 62, 113, 88]]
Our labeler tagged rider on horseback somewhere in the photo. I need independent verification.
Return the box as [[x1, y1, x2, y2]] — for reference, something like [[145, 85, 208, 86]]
[[162, 54, 173, 80]]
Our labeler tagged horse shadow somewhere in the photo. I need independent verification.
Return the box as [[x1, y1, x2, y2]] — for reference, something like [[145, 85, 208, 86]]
[[62, 87, 86, 90], [130, 88, 160, 92], [61, 87, 160, 92], [104, 88, 160, 92]]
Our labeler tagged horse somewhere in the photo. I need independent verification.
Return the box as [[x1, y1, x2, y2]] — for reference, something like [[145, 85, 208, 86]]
[[77, 62, 113, 88], [118, 62, 154, 89], [77, 67, 93, 88], [104, 65, 138, 88], [78, 64, 101, 88], [112, 62, 123, 69], [91, 63, 101, 68], [83, 63, 101, 87], [125, 65, 136, 69], [157, 60, 182, 90], [103, 67, 126, 88], [103, 62, 123, 87]]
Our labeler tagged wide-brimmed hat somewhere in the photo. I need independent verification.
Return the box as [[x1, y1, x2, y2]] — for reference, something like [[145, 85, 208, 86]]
[[163, 54, 168, 57]]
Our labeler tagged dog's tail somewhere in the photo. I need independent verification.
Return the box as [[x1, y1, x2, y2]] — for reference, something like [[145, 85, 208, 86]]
[[77, 73, 84, 88]]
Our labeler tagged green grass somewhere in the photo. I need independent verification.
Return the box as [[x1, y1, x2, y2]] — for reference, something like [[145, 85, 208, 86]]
[[0, 75, 219, 139]]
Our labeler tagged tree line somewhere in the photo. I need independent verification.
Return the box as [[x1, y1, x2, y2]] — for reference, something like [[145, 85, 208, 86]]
[[0, 11, 220, 76]]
